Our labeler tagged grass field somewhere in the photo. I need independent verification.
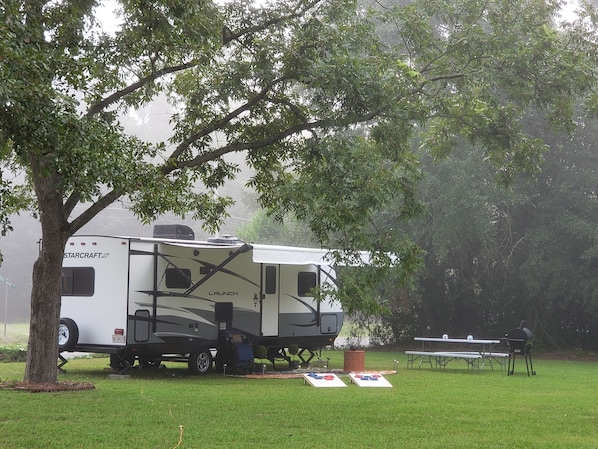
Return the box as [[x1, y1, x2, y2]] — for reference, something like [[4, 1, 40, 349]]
[[1, 323, 29, 346], [1, 347, 598, 449]]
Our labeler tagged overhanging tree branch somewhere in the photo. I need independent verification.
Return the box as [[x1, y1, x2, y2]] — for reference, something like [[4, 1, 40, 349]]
[[85, 61, 197, 117], [163, 106, 387, 174], [66, 189, 122, 236], [165, 74, 297, 162]]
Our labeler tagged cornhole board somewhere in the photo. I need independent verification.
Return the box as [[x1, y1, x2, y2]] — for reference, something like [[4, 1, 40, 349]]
[[349, 373, 393, 388], [302, 372, 347, 387]]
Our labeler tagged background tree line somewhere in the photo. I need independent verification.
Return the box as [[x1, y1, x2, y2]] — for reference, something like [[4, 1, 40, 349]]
[[239, 107, 598, 351], [387, 108, 598, 351]]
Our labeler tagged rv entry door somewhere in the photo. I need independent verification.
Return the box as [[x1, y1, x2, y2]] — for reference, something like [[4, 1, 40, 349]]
[[261, 265, 279, 337]]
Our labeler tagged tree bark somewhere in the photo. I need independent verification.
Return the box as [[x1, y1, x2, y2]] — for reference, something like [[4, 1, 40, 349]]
[[23, 238, 64, 383], [24, 162, 68, 383]]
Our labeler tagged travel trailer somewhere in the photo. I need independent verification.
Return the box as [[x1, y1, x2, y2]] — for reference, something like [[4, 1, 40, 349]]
[[58, 227, 343, 374]]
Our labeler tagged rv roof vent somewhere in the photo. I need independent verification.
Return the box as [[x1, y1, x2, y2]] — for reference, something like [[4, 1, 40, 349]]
[[153, 224, 195, 241], [207, 235, 241, 245]]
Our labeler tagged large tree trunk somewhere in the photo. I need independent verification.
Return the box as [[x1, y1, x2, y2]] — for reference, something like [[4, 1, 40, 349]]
[[24, 163, 68, 383], [23, 237, 65, 383]]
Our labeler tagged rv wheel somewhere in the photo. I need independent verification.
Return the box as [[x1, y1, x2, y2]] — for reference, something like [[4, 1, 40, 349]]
[[58, 318, 79, 351], [188, 349, 212, 375]]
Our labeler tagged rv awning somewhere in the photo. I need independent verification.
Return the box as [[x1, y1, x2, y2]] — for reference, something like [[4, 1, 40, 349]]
[[155, 240, 371, 266], [251, 244, 333, 265], [251, 244, 371, 266]]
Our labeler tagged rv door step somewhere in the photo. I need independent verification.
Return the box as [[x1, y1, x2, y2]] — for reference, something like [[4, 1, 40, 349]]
[[160, 355, 189, 363]]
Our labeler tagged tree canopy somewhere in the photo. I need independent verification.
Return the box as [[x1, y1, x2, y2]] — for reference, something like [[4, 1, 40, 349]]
[[1, 0, 597, 382]]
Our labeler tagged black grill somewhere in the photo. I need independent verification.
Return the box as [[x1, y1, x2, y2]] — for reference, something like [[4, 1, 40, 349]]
[[505, 321, 536, 376]]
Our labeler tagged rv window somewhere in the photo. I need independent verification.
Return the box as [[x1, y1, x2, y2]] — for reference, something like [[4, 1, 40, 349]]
[[265, 266, 277, 294], [297, 272, 317, 297], [61, 267, 95, 296], [165, 268, 192, 289]]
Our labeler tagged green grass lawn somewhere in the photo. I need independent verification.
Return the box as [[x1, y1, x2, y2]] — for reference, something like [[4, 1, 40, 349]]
[[1, 349, 597, 449]]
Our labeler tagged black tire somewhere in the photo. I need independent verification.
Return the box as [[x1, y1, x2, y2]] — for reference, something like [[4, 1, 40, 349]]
[[58, 318, 79, 351], [188, 349, 212, 375]]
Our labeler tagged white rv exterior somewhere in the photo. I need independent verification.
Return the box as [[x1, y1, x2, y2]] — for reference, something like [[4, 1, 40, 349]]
[[58, 234, 343, 373]]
